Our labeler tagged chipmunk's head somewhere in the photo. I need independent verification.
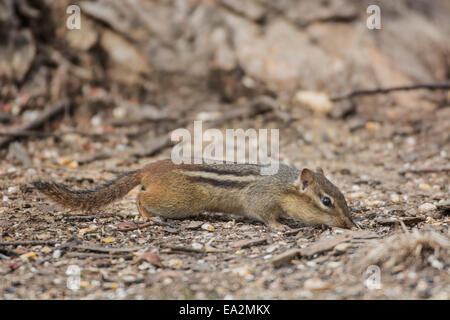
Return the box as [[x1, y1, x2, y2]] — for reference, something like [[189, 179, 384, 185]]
[[286, 168, 356, 229]]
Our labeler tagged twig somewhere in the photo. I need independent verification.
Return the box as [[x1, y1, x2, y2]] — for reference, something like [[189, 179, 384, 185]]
[[65, 214, 116, 221], [161, 244, 226, 254], [231, 238, 267, 249], [0, 129, 119, 138], [399, 166, 450, 175], [283, 228, 304, 237], [128, 135, 172, 158], [331, 82, 450, 102], [206, 95, 277, 127], [117, 221, 154, 232], [65, 252, 134, 260], [77, 135, 173, 164], [62, 244, 144, 254], [271, 249, 302, 267], [0, 240, 59, 246], [0, 99, 71, 149]]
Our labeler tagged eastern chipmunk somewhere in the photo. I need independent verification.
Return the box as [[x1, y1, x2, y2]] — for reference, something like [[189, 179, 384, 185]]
[[32, 159, 356, 229]]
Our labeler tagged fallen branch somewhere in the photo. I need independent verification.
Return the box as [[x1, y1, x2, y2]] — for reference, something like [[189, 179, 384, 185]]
[[77, 134, 173, 164], [62, 244, 144, 254], [116, 221, 154, 232], [399, 166, 450, 175], [0, 99, 71, 149], [0, 129, 120, 138], [161, 244, 226, 254], [65, 252, 134, 260], [0, 240, 59, 246], [206, 95, 277, 127], [271, 249, 302, 268], [65, 214, 116, 221], [331, 82, 450, 102], [231, 238, 267, 249]]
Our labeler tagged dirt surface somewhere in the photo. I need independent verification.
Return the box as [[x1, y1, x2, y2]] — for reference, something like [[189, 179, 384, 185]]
[[0, 0, 449, 300]]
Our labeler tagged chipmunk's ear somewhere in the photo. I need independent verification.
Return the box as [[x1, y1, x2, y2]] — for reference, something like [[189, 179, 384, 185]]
[[298, 168, 315, 191], [315, 167, 324, 175]]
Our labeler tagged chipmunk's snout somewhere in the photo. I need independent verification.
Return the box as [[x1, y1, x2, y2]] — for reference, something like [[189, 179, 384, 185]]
[[338, 214, 357, 229]]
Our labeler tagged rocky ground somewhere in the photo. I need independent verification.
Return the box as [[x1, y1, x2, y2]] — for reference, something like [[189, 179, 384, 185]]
[[1, 95, 449, 299]]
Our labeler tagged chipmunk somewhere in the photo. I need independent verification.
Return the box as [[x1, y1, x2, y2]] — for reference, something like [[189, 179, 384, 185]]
[[32, 159, 356, 229]]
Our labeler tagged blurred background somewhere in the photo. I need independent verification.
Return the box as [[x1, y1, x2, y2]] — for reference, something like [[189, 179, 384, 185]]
[[1, 0, 449, 168]]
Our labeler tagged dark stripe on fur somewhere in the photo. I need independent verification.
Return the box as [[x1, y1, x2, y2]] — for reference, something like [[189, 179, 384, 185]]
[[186, 176, 250, 189], [183, 165, 259, 177]]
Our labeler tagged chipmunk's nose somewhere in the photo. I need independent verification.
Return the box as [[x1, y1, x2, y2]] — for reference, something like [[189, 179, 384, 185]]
[[339, 216, 358, 229]]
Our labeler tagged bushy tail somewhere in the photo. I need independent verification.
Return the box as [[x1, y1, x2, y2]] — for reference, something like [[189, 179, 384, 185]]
[[32, 170, 142, 212]]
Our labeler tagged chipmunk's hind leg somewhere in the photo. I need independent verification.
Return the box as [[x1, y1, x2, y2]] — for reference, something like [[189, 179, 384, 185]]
[[136, 184, 203, 219]]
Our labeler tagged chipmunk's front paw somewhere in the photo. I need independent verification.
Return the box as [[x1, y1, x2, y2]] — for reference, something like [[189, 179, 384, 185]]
[[267, 221, 290, 232]]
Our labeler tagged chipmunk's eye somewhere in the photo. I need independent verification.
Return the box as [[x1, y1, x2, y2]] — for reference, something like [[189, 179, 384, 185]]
[[322, 196, 332, 207]]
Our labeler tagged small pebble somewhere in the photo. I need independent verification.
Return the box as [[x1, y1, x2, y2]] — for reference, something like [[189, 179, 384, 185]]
[[41, 247, 52, 254], [138, 262, 151, 270], [91, 115, 102, 126], [223, 221, 234, 229], [419, 183, 431, 191], [20, 252, 36, 262], [103, 282, 118, 290], [232, 267, 252, 277], [68, 161, 79, 169], [52, 250, 62, 259], [365, 121, 380, 132], [405, 208, 417, 216], [303, 278, 330, 290], [428, 257, 444, 270], [347, 192, 364, 200], [390, 194, 402, 203], [365, 199, 385, 207], [425, 216, 436, 224], [406, 137, 416, 146], [168, 259, 181, 268], [294, 90, 332, 114], [418, 203, 436, 214], [328, 261, 341, 268], [266, 244, 279, 253], [201, 223, 214, 232]]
